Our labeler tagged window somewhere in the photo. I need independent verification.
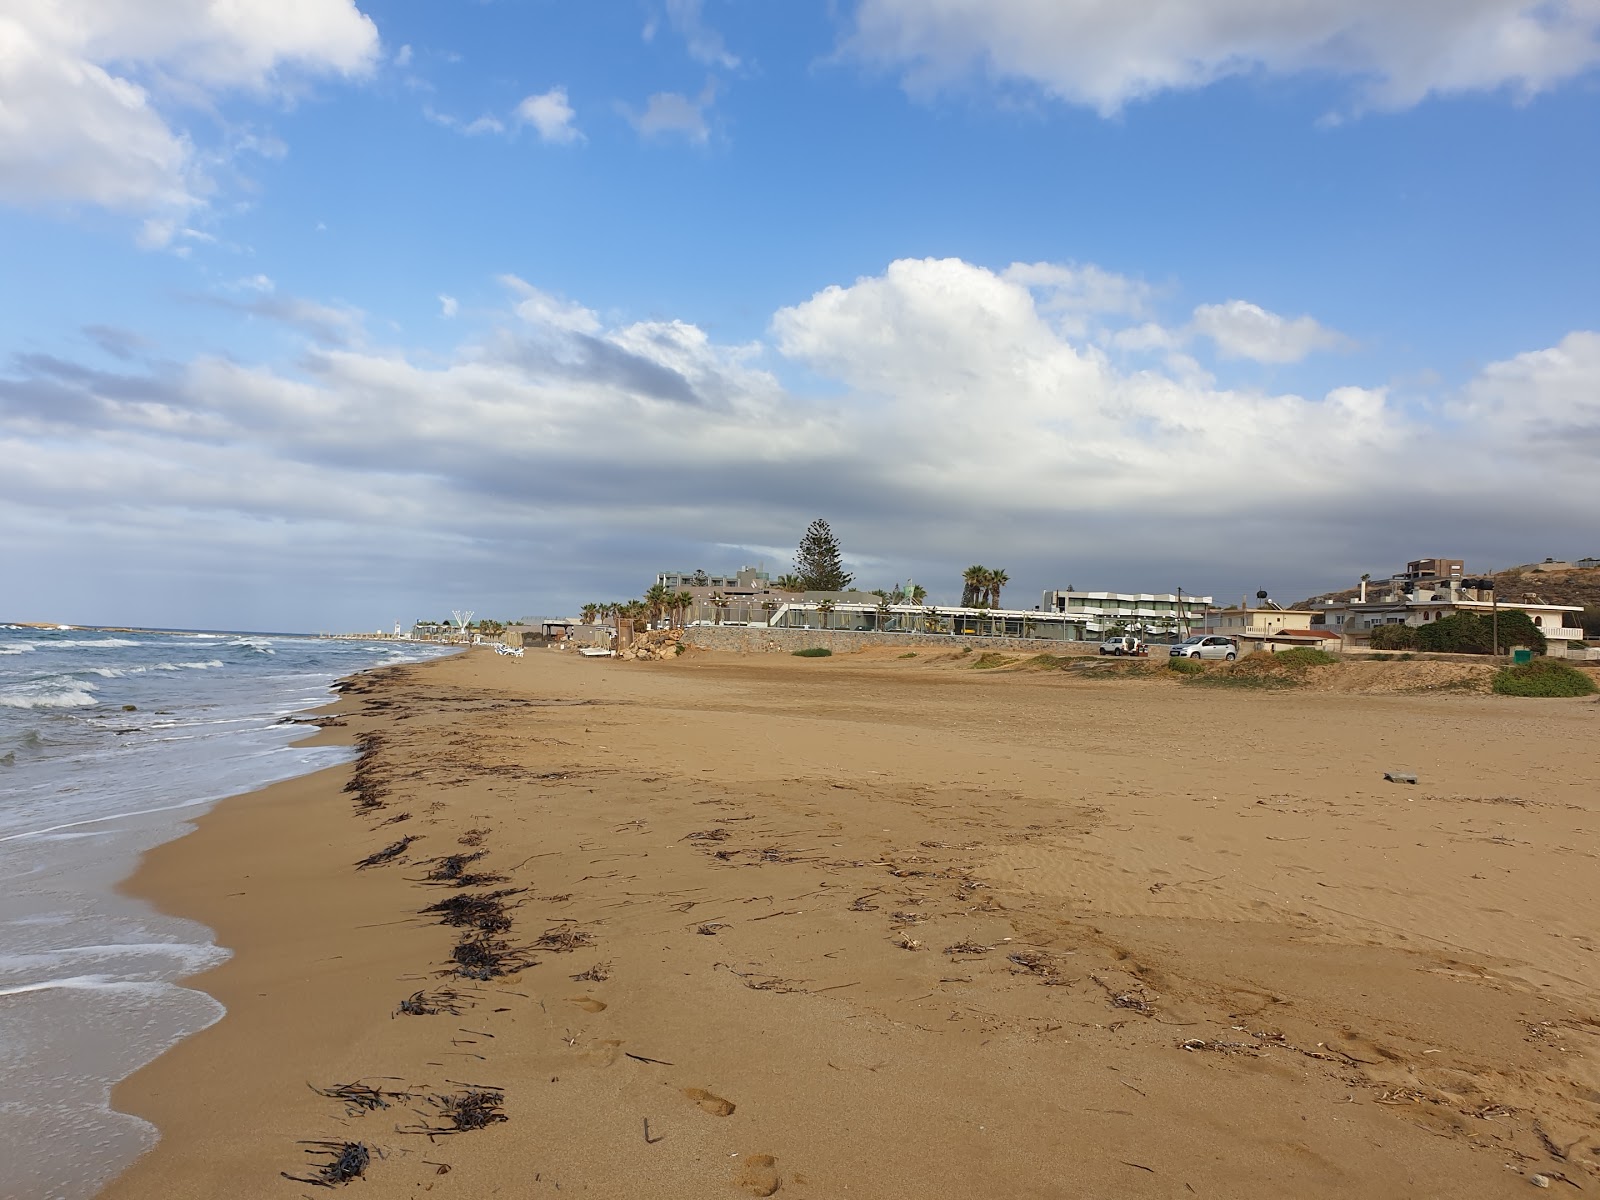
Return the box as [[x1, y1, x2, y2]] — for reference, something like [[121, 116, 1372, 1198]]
[[1534, 616, 1543, 626]]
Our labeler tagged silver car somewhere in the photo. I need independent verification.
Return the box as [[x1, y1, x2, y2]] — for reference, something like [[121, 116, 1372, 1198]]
[[1169, 635, 1237, 661]]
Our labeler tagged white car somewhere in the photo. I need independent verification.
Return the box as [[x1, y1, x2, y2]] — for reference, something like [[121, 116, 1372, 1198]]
[[1098, 635, 1146, 656], [1169, 635, 1238, 661]]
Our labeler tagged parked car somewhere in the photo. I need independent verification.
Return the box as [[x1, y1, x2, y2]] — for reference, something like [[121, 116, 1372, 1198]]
[[1099, 635, 1147, 656], [1169, 635, 1238, 660]]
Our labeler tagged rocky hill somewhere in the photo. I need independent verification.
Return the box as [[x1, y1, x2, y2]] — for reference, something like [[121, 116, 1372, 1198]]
[[1292, 564, 1600, 634]]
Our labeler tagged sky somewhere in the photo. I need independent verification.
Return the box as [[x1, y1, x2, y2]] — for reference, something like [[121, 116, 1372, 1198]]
[[3, 0, 1599, 631]]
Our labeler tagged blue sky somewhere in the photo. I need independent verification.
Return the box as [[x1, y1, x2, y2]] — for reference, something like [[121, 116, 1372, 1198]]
[[3, 1, 1598, 629]]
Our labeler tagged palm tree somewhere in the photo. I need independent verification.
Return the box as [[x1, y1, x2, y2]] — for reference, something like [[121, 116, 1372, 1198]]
[[677, 591, 694, 627], [962, 565, 987, 608], [988, 568, 1009, 610], [711, 593, 730, 625], [874, 594, 892, 632], [580, 604, 598, 625], [644, 584, 671, 628], [909, 584, 927, 605], [817, 598, 835, 630], [775, 573, 803, 592]]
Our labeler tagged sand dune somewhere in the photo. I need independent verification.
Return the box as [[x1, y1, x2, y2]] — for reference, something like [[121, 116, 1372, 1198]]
[[103, 647, 1600, 1198]]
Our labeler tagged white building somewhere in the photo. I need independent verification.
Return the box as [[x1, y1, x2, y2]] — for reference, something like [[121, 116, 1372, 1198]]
[[1040, 589, 1213, 639], [1308, 572, 1584, 646]]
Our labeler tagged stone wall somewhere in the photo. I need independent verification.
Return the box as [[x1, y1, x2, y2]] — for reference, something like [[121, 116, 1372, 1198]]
[[680, 625, 1099, 656]]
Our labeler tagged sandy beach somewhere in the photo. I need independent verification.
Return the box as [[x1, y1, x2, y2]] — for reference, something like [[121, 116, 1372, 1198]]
[[100, 646, 1599, 1198]]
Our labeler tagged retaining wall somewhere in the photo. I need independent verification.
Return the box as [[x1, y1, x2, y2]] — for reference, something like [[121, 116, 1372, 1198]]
[[680, 625, 1100, 656]]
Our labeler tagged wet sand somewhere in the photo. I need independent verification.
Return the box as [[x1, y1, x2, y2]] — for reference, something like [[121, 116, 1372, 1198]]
[[102, 647, 1600, 1198]]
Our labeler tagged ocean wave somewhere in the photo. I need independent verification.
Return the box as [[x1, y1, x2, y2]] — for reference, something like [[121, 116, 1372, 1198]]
[[228, 639, 276, 654], [0, 642, 37, 654], [0, 677, 99, 710], [45, 638, 142, 649]]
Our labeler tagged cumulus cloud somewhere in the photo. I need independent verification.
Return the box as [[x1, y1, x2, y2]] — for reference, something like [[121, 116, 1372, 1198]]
[[3, 257, 1595, 627], [515, 87, 582, 144], [844, 0, 1600, 114], [1191, 300, 1351, 363], [0, 0, 379, 221], [439, 294, 459, 319], [622, 84, 715, 143]]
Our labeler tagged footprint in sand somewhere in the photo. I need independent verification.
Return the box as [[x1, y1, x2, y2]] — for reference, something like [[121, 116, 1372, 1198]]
[[568, 995, 607, 1012], [682, 1086, 736, 1116], [735, 1154, 781, 1196]]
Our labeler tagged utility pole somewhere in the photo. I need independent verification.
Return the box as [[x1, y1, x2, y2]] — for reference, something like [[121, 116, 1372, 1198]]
[[1489, 572, 1500, 656], [1176, 586, 1184, 640]]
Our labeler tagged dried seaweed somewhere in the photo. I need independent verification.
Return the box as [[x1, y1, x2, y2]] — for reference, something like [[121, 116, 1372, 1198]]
[[943, 939, 991, 956], [281, 1140, 371, 1187], [570, 961, 611, 982], [356, 836, 418, 869], [311, 1080, 412, 1114], [425, 851, 507, 889], [531, 927, 595, 953], [450, 934, 532, 980], [395, 988, 463, 1017], [421, 889, 523, 933], [684, 828, 730, 842], [406, 1087, 508, 1136]]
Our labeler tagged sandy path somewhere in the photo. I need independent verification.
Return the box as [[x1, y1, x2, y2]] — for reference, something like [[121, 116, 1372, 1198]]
[[101, 648, 1600, 1198]]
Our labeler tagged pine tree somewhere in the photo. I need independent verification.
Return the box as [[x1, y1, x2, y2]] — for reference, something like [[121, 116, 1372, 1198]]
[[793, 519, 853, 592]]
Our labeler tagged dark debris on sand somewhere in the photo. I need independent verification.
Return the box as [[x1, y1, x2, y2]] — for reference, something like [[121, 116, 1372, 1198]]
[[356, 835, 418, 869], [281, 1140, 372, 1187]]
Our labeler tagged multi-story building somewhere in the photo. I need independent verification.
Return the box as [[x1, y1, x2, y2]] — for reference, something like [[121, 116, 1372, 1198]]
[[1039, 589, 1213, 638], [1309, 567, 1584, 646], [655, 566, 773, 592], [1401, 558, 1464, 583]]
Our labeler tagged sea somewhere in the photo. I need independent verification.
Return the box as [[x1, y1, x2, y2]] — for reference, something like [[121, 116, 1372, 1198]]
[[0, 625, 457, 1200]]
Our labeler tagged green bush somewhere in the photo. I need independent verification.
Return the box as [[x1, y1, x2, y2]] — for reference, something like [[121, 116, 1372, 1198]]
[[898, 651, 918, 659], [1491, 660, 1598, 697], [1414, 611, 1546, 655], [792, 647, 833, 658], [1167, 657, 1204, 675], [1368, 623, 1418, 650], [1270, 648, 1338, 667]]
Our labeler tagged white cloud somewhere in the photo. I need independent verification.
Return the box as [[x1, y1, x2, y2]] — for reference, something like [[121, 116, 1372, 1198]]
[[1455, 330, 1600, 454], [623, 84, 715, 143], [0, 0, 379, 220], [4, 257, 1597, 626], [664, 0, 740, 69], [424, 107, 505, 136], [439, 294, 459, 319], [515, 87, 582, 144], [497, 275, 602, 335], [1191, 300, 1350, 363], [845, 0, 1600, 114], [393, 43, 412, 67]]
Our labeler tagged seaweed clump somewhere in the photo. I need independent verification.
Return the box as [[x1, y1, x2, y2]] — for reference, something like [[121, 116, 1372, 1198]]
[[421, 889, 522, 933], [281, 1140, 371, 1187], [356, 836, 418, 869]]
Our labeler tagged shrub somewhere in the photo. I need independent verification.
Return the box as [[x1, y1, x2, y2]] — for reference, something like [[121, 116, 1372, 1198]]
[[1415, 611, 1546, 655], [1491, 660, 1598, 697], [1167, 657, 1204, 675], [1270, 648, 1338, 667], [792, 647, 833, 658], [898, 652, 918, 659], [971, 653, 1016, 669], [1368, 623, 1418, 650]]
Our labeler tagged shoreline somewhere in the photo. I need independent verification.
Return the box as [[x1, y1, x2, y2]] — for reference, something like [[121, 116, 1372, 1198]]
[[100, 647, 1597, 1197]]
